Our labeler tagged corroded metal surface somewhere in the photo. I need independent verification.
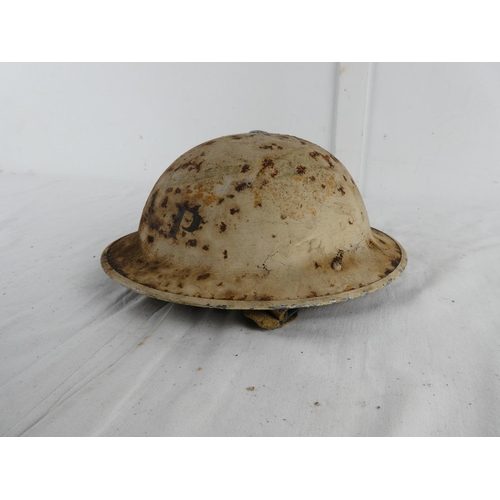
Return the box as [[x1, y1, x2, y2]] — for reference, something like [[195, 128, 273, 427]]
[[101, 132, 407, 310]]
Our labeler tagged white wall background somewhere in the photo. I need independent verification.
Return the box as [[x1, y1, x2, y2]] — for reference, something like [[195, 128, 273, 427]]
[[0, 63, 337, 183], [1, 62, 499, 204]]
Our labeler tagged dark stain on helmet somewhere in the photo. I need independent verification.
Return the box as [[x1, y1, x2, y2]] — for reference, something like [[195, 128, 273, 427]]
[[197, 273, 211, 280], [202, 245, 209, 251], [259, 143, 284, 150], [147, 236, 154, 243], [147, 191, 158, 219], [331, 250, 344, 271], [175, 187, 181, 194], [338, 186, 346, 195], [235, 181, 252, 192], [161, 196, 169, 208], [309, 151, 320, 160], [321, 154, 335, 167], [259, 295, 274, 301], [223, 250, 228, 259], [220, 221, 227, 232], [296, 165, 307, 175], [230, 208, 240, 215], [391, 259, 399, 268], [241, 164, 250, 173], [186, 239, 197, 247], [260, 158, 275, 173]]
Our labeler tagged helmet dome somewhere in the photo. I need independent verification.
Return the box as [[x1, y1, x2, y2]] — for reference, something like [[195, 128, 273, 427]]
[[101, 132, 406, 310]]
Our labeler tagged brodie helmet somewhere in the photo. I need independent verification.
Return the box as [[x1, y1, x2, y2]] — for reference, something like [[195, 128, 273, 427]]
[[101, 132, 407, 328]]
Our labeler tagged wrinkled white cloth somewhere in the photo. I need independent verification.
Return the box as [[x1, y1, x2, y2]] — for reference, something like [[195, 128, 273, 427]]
[[1, 172, 499, 436]]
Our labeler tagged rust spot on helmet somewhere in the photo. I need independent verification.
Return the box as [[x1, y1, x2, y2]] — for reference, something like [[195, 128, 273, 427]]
[[218, 198, 225, 204], [220, 221, 227, 232], [338, 186, 346, 195], [197, 273, 210, 280], [147, 191, 158, 219], [230, 208, 240, 215], [223, 250, 228, 259], [391, 259, 399, 268], [235, 181, 252, 192], [175, 188, 181, 194], [309, 176, 316, 181], [309, 151, 320, 160], [186, 239, 197, 247], [241, 164, 250, 173], [343, 175, 348, 182], [227, 194, 235, 199], [161, 197, 169, 208], [147, 236, 154, 243], [314, 262, 321, 269], [259, 143, 283, 150], [202, 244, 209, 251], [296, 165, 306, 175], [259, 295, 274, 301], [321, 184, 326, 189], [331, 250, 344, 271], [321, 154, 335, 167], [260, 158, 275, 173]]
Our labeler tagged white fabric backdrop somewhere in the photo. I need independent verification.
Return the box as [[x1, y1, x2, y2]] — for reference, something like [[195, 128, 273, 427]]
[[1, 172, 498, 436]]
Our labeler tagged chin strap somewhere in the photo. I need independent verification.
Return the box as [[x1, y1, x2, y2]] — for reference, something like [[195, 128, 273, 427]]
[[243, 308, 299, 330]]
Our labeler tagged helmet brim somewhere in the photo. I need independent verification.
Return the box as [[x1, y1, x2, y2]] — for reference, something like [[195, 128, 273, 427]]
[[101, 227, 407, 310]]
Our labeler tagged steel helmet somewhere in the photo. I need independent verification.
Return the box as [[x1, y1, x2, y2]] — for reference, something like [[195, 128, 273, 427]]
[[101, 132, 407, 327]]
